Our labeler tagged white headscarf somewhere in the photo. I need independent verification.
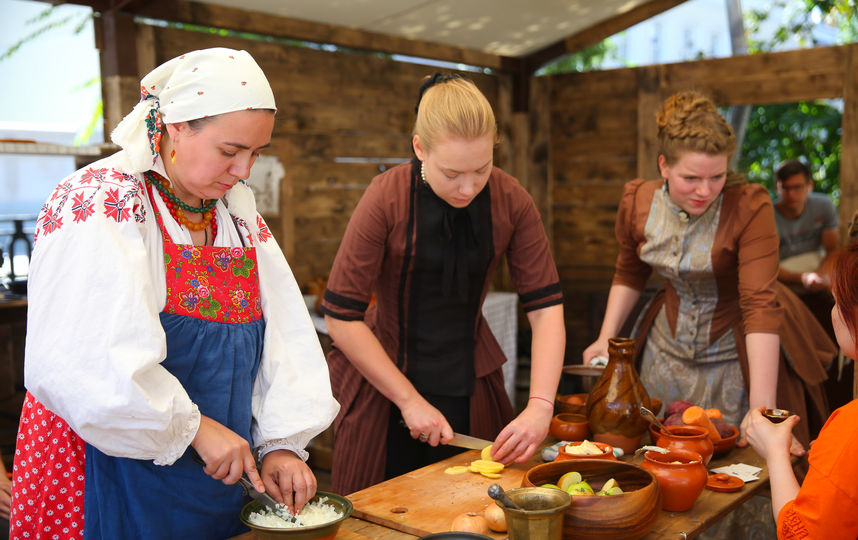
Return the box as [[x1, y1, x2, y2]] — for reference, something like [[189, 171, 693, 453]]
[[111, 47, 276, 173]]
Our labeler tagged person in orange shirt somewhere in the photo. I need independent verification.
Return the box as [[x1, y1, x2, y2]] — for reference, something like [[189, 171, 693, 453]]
[[747, 242, 858, 539]]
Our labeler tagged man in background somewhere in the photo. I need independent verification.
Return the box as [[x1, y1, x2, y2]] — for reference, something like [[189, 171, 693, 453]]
[[774, 159, 852, 412], [774, 159, 839, 292]]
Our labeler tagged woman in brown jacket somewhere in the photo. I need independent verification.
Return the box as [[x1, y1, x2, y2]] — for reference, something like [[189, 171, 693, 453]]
[[583, 91, 833, 454], [322, 74, 565, 494]]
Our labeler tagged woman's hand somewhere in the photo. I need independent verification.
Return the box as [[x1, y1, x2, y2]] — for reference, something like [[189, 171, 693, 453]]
[[191, 415, 264, 493], [744, 406, 805, 459], [400, 396, 454, 447], [490, 398, 554, 464], [260, 450, 317, 515], [583, 339, 609, 366]]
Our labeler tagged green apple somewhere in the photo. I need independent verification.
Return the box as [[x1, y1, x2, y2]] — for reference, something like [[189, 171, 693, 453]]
[[540, 483, 562, 490], [596, 478, 623, 496], [558, 471, 583, 491], [565, 481, 595, 496]]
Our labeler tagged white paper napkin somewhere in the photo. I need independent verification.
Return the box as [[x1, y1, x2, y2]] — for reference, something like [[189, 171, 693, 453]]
[[709, 463, 762, 482]]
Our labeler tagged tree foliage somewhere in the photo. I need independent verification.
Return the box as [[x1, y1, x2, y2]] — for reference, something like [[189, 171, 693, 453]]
[[536, 40, 618, 75], [737, 101, 842, 203], [745, 0, 857, 52]]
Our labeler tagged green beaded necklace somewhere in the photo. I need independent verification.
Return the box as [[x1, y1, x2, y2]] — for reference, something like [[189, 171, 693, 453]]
[[144, 171, 217, 214]]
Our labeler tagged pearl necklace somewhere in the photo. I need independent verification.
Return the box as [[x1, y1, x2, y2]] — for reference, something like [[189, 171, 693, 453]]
[[144, 171, 218, 235]]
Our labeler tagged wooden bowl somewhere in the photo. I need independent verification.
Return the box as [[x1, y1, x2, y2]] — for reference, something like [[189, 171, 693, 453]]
[[549, 413, 589, 441], [522, 459, 661, 540], [556, 441, 616, 462], [555, 393, 588, 415], [240, 491, 352, 539], [712, 425, 739, 457]]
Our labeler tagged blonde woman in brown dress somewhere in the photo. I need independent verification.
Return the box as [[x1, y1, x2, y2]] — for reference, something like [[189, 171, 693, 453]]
[[583, 91, 833, 454]]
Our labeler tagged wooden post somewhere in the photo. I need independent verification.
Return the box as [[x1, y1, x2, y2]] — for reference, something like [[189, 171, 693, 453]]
[[637, 66, 661, 180], [844, 44, 858, 398], [529, 75, 553, 245], [96, 11, 140, 137]]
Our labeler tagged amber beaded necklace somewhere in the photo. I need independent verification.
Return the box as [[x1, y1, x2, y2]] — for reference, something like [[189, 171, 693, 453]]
[[144, 171, 218, 237]]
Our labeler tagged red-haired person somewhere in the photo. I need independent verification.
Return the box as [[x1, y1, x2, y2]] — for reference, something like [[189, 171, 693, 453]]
[[747, 243, 858, 539]]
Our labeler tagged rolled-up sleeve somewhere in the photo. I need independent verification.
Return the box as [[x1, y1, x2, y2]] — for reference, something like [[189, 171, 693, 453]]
[[504, 184, 563, 312], [737, 186, 782, 334], [320, 178, 389, 321]]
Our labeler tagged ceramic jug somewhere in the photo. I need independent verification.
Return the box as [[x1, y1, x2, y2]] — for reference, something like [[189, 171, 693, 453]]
[[585, 337, 654, 453]]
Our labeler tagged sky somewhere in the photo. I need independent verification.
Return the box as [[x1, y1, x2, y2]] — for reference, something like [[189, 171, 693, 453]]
[[0, 0, 101, 140]]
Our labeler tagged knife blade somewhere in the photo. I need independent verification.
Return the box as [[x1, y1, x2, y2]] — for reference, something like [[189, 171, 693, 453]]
[[448, 432, 493, 451]]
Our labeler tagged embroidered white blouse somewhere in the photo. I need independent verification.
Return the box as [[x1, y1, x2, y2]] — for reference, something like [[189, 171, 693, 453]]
[[24, 150, 339, 466]]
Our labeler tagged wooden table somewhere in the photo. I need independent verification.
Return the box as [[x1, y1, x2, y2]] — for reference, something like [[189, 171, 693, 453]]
[[233, 444, 775, 539]]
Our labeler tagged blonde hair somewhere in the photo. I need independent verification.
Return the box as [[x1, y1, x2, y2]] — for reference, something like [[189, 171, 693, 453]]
[[657, 91, 744, 187], [413, 76, 497, 152]]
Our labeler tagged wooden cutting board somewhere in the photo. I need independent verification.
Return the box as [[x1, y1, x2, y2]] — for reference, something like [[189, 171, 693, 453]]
[[347, 449, 542, 537]]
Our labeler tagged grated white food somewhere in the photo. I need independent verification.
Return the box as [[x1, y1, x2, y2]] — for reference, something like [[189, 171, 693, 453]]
[[248, 497, 343, 528]]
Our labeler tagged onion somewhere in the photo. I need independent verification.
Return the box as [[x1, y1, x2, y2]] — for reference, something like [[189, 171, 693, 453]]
[[450, 512, 489, 535], [484, 503, 507, 532]]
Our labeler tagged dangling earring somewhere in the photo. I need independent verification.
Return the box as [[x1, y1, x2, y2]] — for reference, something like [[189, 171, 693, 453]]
[[170, 149, 177, 164]]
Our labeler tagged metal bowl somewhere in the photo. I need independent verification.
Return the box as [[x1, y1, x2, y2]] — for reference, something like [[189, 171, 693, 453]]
[[239, 491, 353, 540]]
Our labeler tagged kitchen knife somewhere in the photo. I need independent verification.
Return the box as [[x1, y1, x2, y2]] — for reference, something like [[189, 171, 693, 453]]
[[398, 419, 492, 451], [447, 432, 493, 451]]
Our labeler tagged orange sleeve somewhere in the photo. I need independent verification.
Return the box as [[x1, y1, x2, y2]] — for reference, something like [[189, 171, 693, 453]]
[[776, 401, 858, 539]]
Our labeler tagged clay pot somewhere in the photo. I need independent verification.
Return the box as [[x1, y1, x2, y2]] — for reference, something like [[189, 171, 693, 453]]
[[522, 459, 661, 540], [712, 425, 739, 457], [555, 441, 616, 462], [648, 424, 714, 465], [549, 413, 589, 441], [555, 393, 588, 415], [639, 448, 707, 512], [586, 337, 656, 453]]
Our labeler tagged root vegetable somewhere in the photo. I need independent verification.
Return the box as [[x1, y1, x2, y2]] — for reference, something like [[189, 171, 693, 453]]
[[682, 405, 722, 442], [451, 512, 489, 535], [484, 503, 507, 532]]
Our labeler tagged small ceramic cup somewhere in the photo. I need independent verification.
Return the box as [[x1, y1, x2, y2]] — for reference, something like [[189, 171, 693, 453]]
[[549, 413, 589, 441]]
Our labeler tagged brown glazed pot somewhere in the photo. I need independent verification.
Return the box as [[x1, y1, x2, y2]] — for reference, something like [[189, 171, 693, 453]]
[[522, 459, 661, 540], [586, 337, 656, 453], [649, 424, 715, 465], [639, 448, 707, 512], [549, 413, 590, 441]]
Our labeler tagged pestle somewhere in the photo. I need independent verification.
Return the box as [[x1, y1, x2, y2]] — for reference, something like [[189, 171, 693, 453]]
[[488, 483, 523, 511]]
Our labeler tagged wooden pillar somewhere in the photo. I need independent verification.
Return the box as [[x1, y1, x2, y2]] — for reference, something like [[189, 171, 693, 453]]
[[840, 44, 858, 398], [528, 75, 553, 245], [96, 10, 140, 137], [636, 65, 661, 180]]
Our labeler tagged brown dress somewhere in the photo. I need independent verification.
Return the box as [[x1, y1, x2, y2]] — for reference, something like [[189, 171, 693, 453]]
[[322, 160, 563, 494], [614, 179, 834, 447]]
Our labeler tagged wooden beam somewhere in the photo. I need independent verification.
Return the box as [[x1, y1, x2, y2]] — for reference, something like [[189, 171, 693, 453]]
[[524, 0, 688, 71], [841, 44, 858, 257], [636, 65, 662, 180], [96, 9, 140, 136]]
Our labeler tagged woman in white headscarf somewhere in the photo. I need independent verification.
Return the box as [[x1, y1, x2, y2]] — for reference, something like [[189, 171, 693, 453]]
[[10, 48, 338, 540]]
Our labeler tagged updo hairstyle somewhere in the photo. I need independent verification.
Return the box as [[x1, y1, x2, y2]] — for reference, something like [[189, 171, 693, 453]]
[[413, 74, 497, 153], [657, 91, 744, 187]]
